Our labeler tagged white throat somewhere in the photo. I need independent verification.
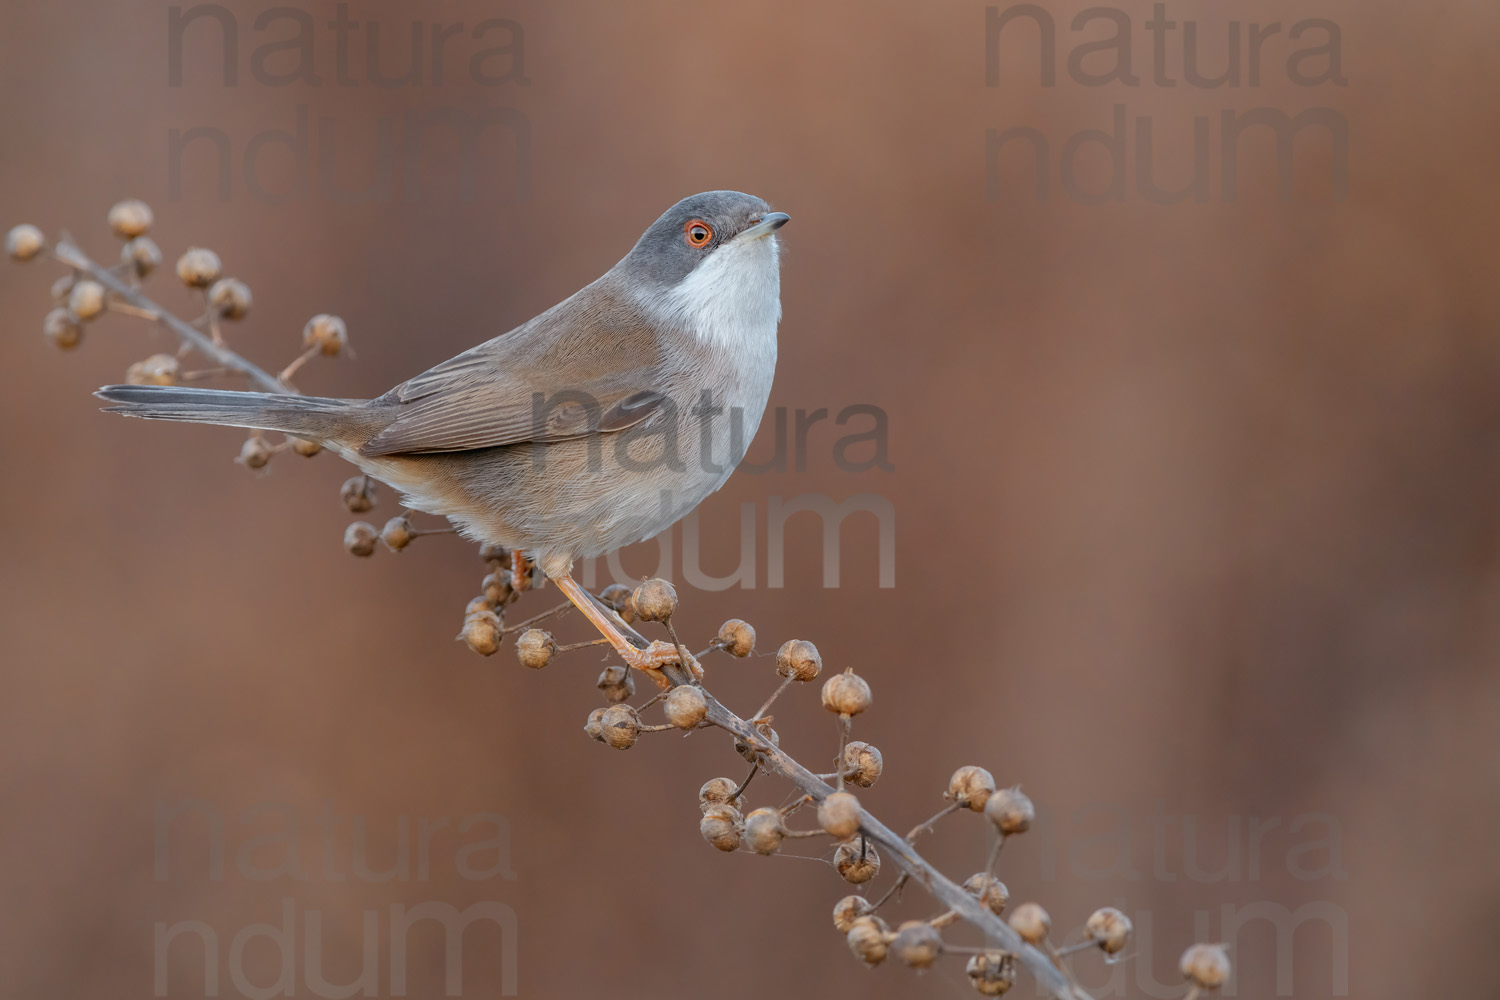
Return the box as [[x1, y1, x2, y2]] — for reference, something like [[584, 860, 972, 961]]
[[654, 236, 782, 360]]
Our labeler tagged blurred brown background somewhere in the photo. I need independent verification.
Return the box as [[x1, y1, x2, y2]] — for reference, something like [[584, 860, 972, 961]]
[[1, 0, 1496, 997]]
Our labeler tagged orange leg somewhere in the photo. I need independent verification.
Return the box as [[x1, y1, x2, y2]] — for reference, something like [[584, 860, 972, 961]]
[[548, 572, 701, 687], [511, 549, 532, 593]]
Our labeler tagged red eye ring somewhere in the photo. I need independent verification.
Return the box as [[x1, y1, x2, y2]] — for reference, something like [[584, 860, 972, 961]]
[[684, 220, 713, 247]]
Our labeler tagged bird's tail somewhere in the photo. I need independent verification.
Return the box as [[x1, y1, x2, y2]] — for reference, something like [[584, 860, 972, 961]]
[[95, 384, 364, 442]]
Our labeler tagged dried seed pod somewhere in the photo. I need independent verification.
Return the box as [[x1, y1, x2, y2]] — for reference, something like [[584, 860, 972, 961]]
[[966, 951, 1016, 996], [821, 668, 872, 716], [893, 920, 943, 969], [1085, 906, 1132, 955], [632, 577, 677, 622], [699, 804, 743, 851], [832, 894, 875, 933], [120, 236, 162, 277], [176, 247, 221, 288], [963, 873, 1009, 916], [482, 570, 513, 607], [835, 839, 880, 884], [664, 685, 707, 728], [126, 354, 181, 386], [984, 786, 1035, 836], [776, 638, 821, 681], [840, 741, 884, 788], [716, 618, 755, 656], [207, 278, 251, 319], [43, 308, 82, 350], [107, 198, 153, 239], [818, 791, 862, 839], [698, 776, 739, 812], [734, 721, 779, 763], [478, 542, 509, 564], [381, 516, 413, 552], [291, 437, 322, 457], [584, 707, 607, 743], [238, 436, 273, 470], [50, 273, 76, 301], [68, 280, 105, 320], [466, 595, 496, 615], [1179, 943, 1230, 990], [344, 521, 378, 557], [599, 703, 642, 749], [303, 313, 347, 356], [516, 629, 555, 670], [460, 610, 501, 656], [846, 915, 890, 966], [948, 765, 997, 811], [743, 806, 784, 855], [1007, 902, 1050, 945], [6, 224, 44, 261], [598, 583, 636, 622], [596, 665, 634, 703], [340, 476, 377, 513]]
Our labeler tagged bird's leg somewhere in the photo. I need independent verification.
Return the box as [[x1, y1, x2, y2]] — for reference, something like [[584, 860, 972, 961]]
[[511, 550, 533, 593], [548, 572, 701, 687]]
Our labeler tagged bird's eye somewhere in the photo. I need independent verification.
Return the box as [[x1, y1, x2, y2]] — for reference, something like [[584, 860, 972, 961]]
[[684, 220, 713, 247]]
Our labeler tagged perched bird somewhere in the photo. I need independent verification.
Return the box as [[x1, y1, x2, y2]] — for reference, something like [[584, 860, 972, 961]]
[[97, 191, 789, 670]]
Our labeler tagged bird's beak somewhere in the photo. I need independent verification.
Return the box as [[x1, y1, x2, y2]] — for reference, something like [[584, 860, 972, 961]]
[[737, 212, 790, 241]]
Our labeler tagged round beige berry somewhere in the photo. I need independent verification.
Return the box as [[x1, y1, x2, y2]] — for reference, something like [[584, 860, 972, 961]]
[[699, 804, 742, 851], [840, 741, 884, 788], [698, 776, 738, 812], [846, 915, 890, 966], [482, 570, 513, 607], [1179, 943, 1230, 990], [776, 638, 821, 681], [340, 476, 377, 513], [238, 436, 273, 470], [291, 437, 323, 457], [821, 668, 872, 716], [344, 521, 378, 557], [68, 280, 105, 320], [632, 577, 677, 622], [664, 685, 707, 728], [207, 278, 251, 319], [818, 791, 862, 840], [176, 247, 222, 288], [599, 704, 641, 749], [461, 611, 501, 656], [108, 199, 154, 239], [832, 894, 875, 933], [126, 354, 180, 386], [984, 786, 1035, 835], [43, 308, 82, 350], [584, 707, 607, 743], [598, 583, 636, 622], [966, 951, 1016, 996], [120, 236, 162, 277], [948, 765, 996, 811], [893, 920, 942, 969], [596, 665, 634, 704], [734, 721, 779, 763], [1086, 906, 1132, 955], [1007, 902, 1050, 945], [516, 629, 555, 670], [743, 807, 784, 856], [963, 873, 1009, 915], [380, 516, 412, 552], [303, 313, 347, 356], [716, 618, 755, 656], [6, 224, 44, 261], [835, 839, 880, 884]]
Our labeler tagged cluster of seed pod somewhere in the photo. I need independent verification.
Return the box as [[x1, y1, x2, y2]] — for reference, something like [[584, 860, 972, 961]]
[[7, 202, 349, 472], [10, 208, 1235, 1000]]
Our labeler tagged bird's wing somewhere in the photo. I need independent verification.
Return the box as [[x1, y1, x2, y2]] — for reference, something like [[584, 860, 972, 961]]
[[358, 289, 670, 458]]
